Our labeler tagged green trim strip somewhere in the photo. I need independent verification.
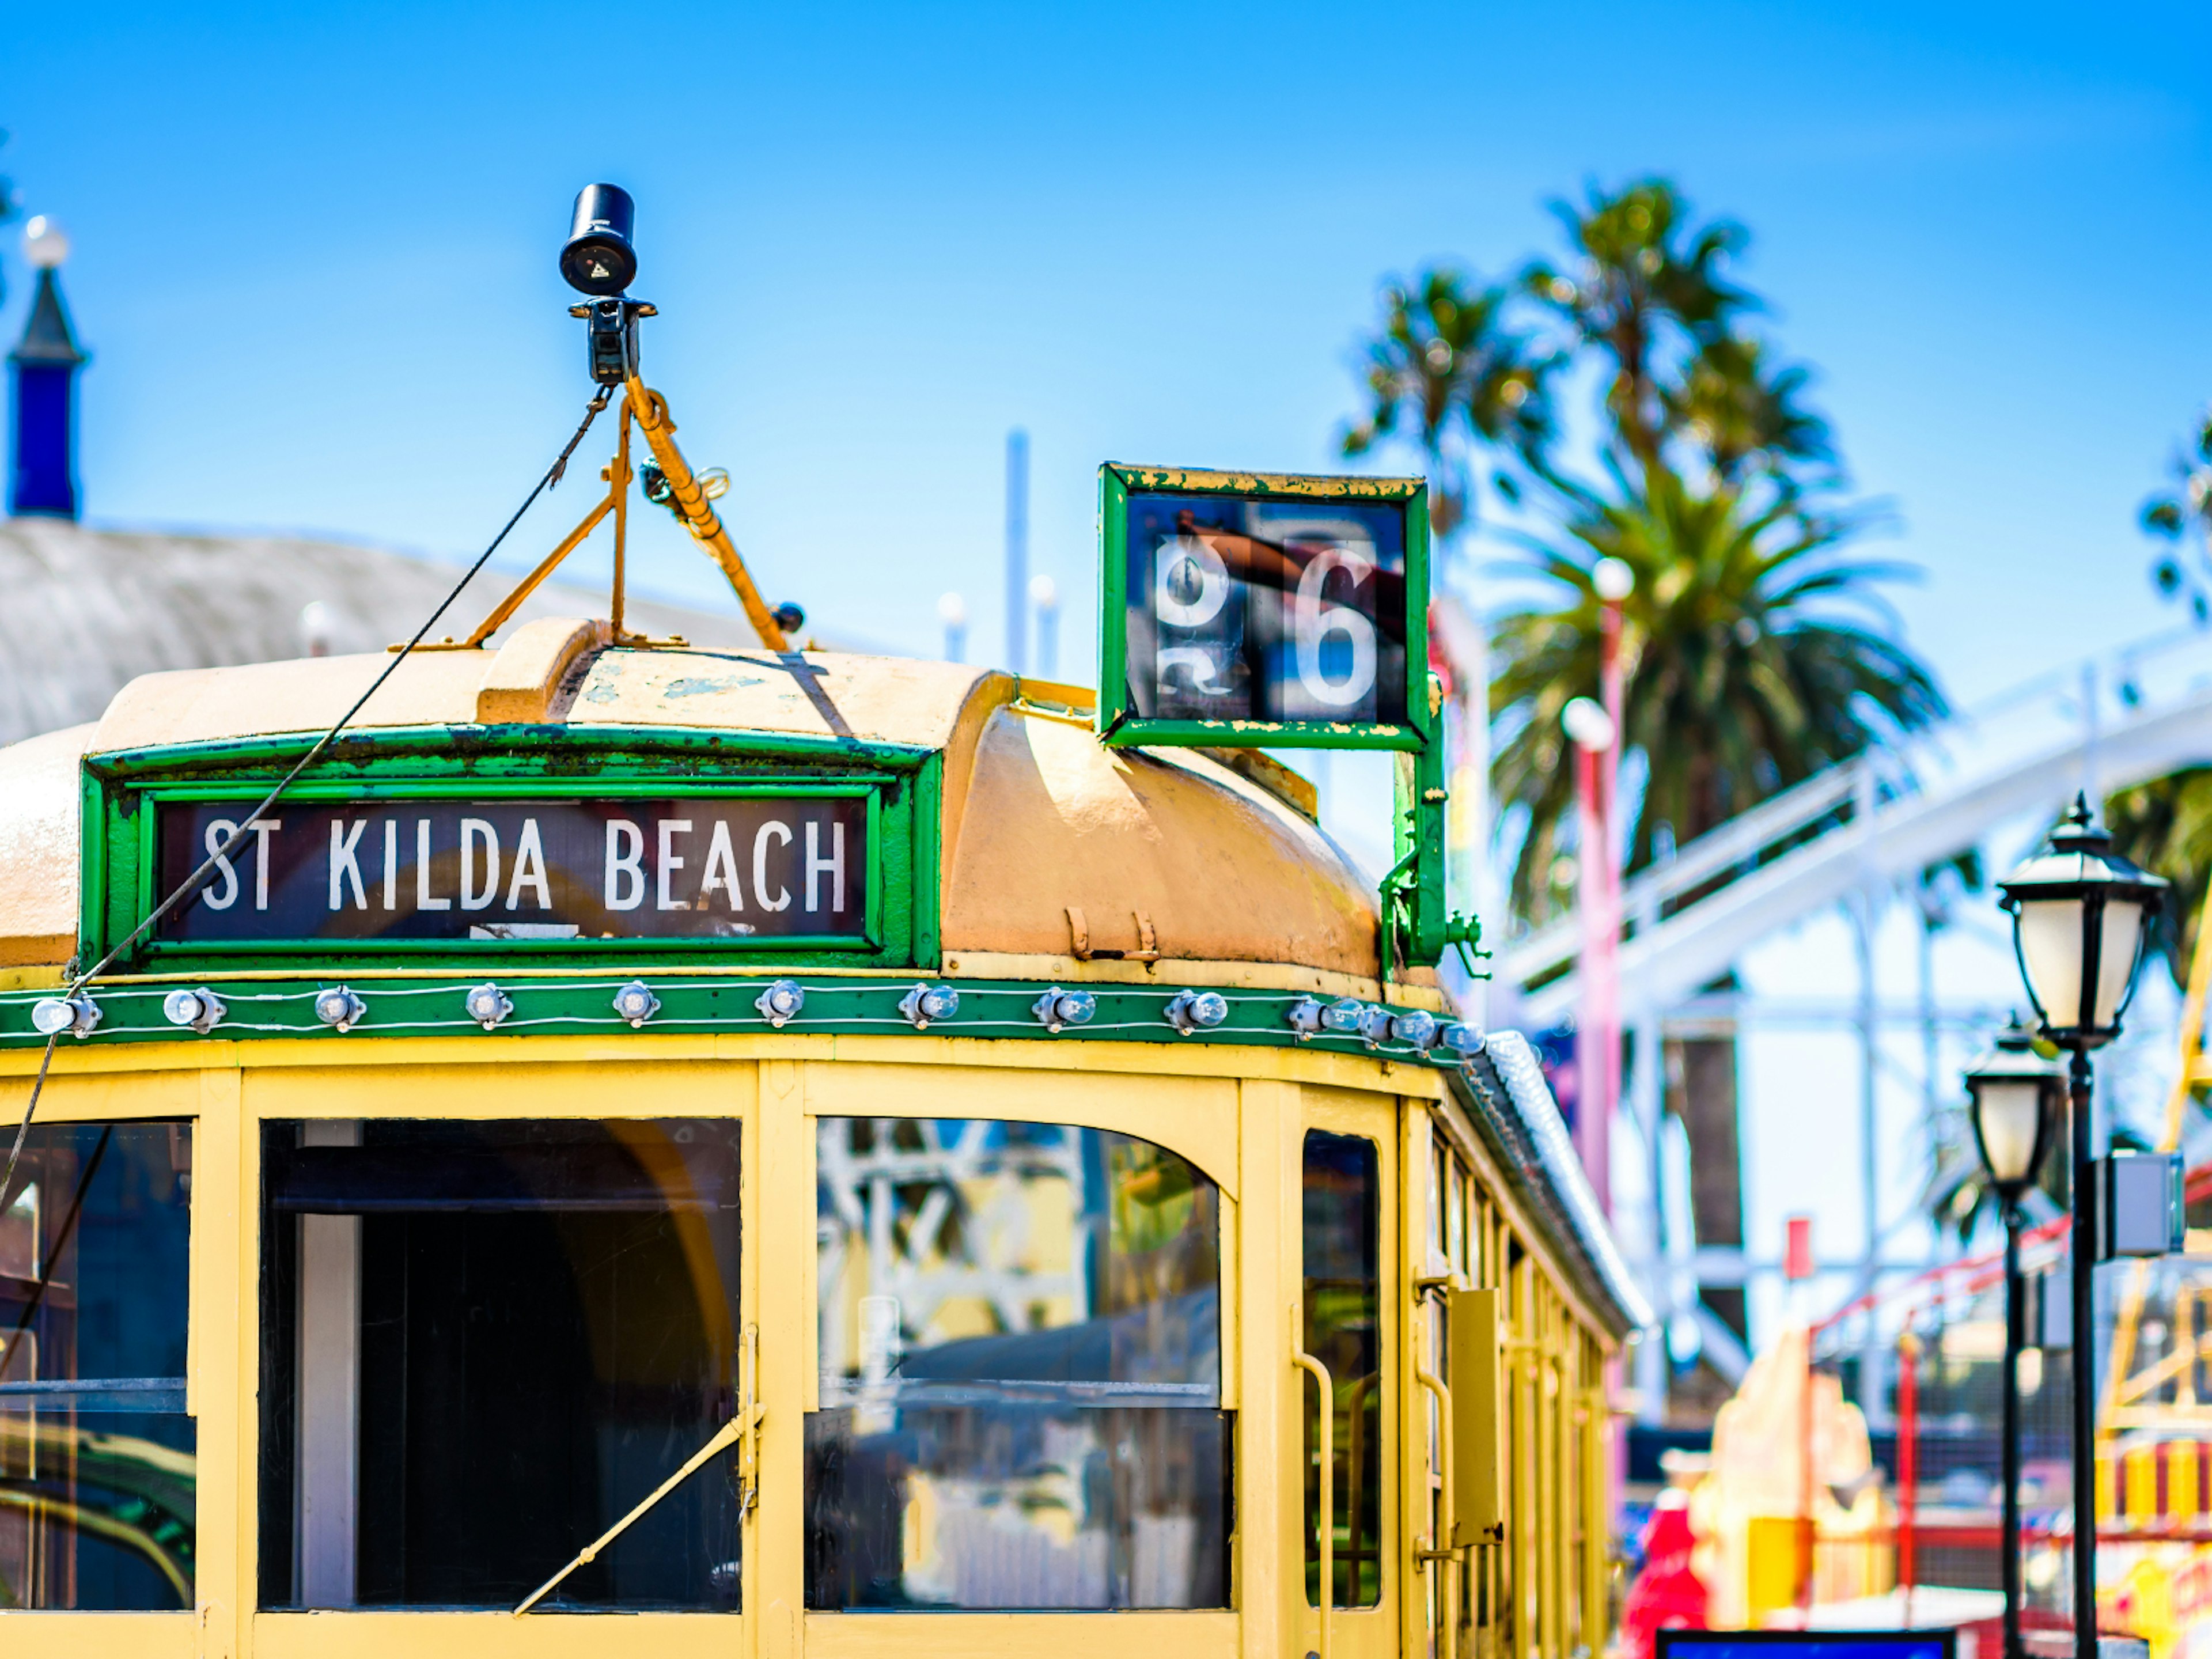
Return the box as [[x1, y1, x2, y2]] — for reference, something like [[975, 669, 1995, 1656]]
[[0, 972, 1472, 1069]]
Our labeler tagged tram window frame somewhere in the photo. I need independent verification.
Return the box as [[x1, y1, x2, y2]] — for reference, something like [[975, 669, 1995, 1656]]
[[255, 1116, 745, 1614], [805, 1114, 1233, 1613], [0, 1116, 196, 1612], [1301, 1127, 1383, 1612]]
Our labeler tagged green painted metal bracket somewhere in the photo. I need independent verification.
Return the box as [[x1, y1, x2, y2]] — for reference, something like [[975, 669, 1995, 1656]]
[[1380, 692, 1487, 979]]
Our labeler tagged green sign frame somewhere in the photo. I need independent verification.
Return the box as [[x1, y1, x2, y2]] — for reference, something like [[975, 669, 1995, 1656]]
[[78, 725, 941, 974], [1096, 464, 1431, 752]]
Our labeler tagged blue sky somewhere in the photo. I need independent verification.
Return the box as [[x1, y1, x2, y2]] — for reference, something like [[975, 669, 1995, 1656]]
[[8, 1, 2211, 707]]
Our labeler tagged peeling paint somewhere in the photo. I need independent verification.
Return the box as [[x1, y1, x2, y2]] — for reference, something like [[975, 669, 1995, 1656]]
[[1109, 463, 1421, 500], [663, 675, 766, 698]]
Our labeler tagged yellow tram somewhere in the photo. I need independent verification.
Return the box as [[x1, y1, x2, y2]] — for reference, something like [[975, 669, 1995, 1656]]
[[0, 188, 1645, 1659]]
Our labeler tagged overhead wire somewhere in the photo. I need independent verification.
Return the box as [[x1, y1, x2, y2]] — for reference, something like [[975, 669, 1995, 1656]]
[[0, 385, 616, 1214]]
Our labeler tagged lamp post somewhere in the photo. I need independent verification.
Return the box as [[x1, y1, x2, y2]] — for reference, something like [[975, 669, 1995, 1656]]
[[1563, 692, 1618, 1212], [1965, 1017, 2066, 1659], [1997, 796, 2168, 1659], [937, 590, 968, 663], [1561, 555, 1632, 1218]]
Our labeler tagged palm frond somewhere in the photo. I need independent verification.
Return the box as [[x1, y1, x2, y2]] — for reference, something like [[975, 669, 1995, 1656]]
[[1491, 469, 1944, 921]]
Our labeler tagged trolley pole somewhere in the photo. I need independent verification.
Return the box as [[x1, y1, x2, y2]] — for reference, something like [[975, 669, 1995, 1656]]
[[2069, 1048, 2095, 1659]]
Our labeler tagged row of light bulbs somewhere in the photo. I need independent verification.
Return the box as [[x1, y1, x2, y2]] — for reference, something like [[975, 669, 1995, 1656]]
[[1287, 995, 1485, 1056], [30, 982, 1482, 1056]]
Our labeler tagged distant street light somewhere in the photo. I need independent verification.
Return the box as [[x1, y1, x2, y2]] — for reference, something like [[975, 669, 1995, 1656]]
[[1997, 796, 2166, 1659], [937, 591, 968, 663], [1029, 573, 1059, 679], [1965, 1016, 2065, 1659], [23, 215, 70, 269]]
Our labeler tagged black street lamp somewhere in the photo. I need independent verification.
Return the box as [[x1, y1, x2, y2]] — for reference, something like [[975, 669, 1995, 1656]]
[[1965, 1017, 2066, 1659], [1997, 795, 2168, 1659]]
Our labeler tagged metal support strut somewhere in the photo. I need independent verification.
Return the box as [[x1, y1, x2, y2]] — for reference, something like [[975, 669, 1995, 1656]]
[[421, 382, 789, 656]]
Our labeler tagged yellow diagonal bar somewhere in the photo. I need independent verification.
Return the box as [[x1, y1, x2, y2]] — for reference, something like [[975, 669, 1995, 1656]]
[[624, 376, 789, 652], [513, 1413, 743, 1615]]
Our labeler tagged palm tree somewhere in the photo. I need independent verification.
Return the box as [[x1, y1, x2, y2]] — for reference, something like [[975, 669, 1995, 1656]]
[[2145, 408, 2212, 622], [2110, 414, 2212, 982], [1662, 335, 1835, 489], [1521, 179, 1755, 478], [1490, 467, 1945, 922], [1339, 268, 1551, 546], [2101, 766, 2212, 983]]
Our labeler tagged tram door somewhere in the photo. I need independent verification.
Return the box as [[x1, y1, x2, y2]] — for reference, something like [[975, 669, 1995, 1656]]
[[1298, 1092, 1399, 1659]]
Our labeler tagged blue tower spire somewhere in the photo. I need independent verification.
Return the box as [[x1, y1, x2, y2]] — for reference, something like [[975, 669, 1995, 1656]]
[[10, 218, 89, 520]]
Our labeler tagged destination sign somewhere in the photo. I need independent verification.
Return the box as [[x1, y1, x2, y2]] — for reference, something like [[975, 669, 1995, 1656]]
[[1099, 467, 1426, 749], [154, 798, 868, 944]]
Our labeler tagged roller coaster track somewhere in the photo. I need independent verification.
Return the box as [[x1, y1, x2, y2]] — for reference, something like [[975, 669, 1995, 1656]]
[[1502, 626, 2212, 1028]]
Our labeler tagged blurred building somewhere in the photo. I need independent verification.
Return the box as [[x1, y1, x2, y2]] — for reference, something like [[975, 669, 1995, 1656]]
[[0, 234, 779, 749]]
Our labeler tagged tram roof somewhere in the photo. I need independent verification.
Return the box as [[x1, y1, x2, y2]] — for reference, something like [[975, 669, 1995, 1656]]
[[0, 615, 1403, 994]]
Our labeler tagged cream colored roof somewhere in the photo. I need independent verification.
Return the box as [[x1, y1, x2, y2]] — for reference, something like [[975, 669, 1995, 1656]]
[[3, 620, 1403, 991], [90, 627, 996, 756]]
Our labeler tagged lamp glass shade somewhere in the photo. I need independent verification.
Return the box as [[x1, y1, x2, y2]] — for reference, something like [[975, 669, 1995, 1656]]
[[2091, 897, 2150, 1029], [2016, 893, 2151, 1035], [1969, 1075, 2049, 1191], [2013, 897, 2088, 1031]]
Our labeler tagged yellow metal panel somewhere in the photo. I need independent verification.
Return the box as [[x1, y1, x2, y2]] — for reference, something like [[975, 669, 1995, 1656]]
[[1448, 1289, 1506, 1547], [0, 1063, 200, 1124], [797, 1059, 1239, 1198], [234, 1072, 265, 1659], [759, 1059, 804, 1659], [803, 1610, 1239, 1659], [1296, 1085, 1401, 1659], [0, 1613, 195, 1658], [253, 1611, 744, 1659], [1218, 1189, 1241, 1411], [239, 1055, 741, 1120], [1583, 1370, 1611, 1654], [799, 1084, 821, 1416], [1236, 1078, 1296, 1659], [194, 1065, 243, 1659], [1398, 1102, 1437, 1659]]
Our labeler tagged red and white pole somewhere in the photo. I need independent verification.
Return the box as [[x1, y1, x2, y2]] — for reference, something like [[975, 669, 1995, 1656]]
[[1565, 694, 1618, 1213], [1566, 559, 1633, 1217]]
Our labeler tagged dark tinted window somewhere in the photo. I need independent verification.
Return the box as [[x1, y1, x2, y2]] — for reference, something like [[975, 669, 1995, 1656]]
[[807, 1118, 1228, 1610], [0, 1122, 194, 1609], [259, 1119, 742, 1611], [1304, 1129, 1381, 1608]]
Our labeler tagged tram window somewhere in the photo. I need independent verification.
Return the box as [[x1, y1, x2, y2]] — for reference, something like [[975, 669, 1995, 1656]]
[[258, 1118, 743, 1612], [808, 1118, 1228, 1611], [1303, 1129, 1381, 1609], [0, 1120, 194, 1611]]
